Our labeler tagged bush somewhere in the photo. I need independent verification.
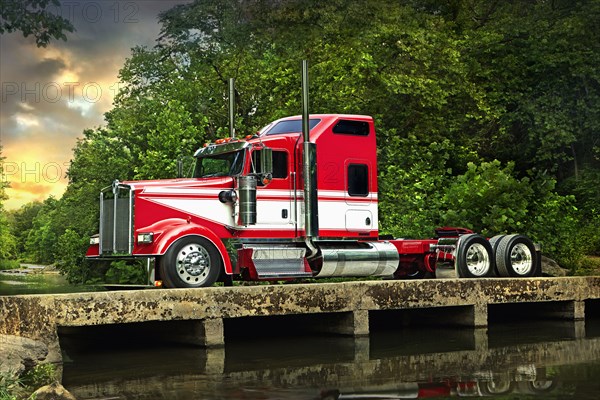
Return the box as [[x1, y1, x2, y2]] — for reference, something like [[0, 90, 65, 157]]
[[581, 211, 600, 257], [527, 190, 582, 269], [0, 369, 20, 400], [54, 229, 93, 284], [105, 260, 148, 285], [0, 259, 20, 270], [20, 363, 56, 389], [441, 161, 533, 237], [441, 161, 583, 268], [0, 363, 56, 400], [575, 256, 600, 276], [378, 134, 478, 239]]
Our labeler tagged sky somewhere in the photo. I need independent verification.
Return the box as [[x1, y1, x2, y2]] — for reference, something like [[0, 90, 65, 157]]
[[0, 0, 191, 210]]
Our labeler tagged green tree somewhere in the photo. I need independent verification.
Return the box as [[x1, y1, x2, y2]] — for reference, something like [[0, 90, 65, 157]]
[[0, 147, 17, 260], [24, 197, 58, 263], [0, 0, 74, 46], [49, 128, 134, 279], [9, 201, 44, 255], [29, 0, 600, 278]]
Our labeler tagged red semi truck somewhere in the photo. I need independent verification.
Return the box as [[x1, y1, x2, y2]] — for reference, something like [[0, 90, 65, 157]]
[[87, 62, 540, 288], [86, 111, 540, 288]]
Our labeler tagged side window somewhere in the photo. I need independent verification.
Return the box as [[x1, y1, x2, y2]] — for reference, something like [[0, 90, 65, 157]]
[[252, 150, 288, 178], [272, 151, 288, 179], [348, 164, 369, 196], [333, 120, 370, 136]]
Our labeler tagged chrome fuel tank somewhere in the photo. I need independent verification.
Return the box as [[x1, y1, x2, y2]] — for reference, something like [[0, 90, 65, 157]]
[[315, 241, 399, 278]]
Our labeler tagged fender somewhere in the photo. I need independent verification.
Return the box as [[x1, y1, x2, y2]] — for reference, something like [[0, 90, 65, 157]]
[[142, 218, 233, 274]]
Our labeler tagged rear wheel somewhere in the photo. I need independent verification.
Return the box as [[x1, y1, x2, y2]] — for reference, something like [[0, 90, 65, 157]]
[[160, 236, 221, 288], [456, 234, 494, 278], [489, 234, 506, 253], [489, 234, 506, 276], [495, 234, 537, 277]]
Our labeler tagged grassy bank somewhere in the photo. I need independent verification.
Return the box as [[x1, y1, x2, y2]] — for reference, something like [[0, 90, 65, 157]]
[[575, 256, 600, 276], [0, 364, 56, 400], [0, 260, 20, 271]]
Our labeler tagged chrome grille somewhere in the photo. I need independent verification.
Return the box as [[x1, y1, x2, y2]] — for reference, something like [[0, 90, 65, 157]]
[[100, 183, 133, 255]]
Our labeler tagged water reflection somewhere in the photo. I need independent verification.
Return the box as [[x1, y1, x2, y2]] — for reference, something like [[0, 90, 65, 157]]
[[60, 320, 600, 399]]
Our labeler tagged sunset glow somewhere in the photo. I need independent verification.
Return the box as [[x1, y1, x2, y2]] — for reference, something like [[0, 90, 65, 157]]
[[1, 1, 190, 210]]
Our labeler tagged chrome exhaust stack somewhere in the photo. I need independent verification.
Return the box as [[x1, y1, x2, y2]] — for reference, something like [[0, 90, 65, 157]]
[[229, 77, 236, 139], [301, 60, 319, 257]]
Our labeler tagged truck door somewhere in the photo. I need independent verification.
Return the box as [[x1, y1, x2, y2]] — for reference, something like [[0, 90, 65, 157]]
[[344, 160, 375, 232], [254, 149, 294, 227]]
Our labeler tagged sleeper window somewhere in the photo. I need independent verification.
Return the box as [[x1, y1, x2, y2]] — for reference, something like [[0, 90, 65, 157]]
[[348, 164, 369, 196]]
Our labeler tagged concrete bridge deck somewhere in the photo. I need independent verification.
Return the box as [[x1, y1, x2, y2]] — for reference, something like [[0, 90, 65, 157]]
[[1, 277, 599, 363]]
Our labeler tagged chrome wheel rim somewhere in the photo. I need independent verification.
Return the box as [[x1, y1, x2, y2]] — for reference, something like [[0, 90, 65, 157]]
[[510, 243, 533, 275], [176, 243, 210, 284], [466, 243, 490, 276]]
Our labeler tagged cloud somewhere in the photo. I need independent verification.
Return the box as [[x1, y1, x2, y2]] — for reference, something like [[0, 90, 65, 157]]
[[7, 182, 55, 198], [1, 0, 192, 210]]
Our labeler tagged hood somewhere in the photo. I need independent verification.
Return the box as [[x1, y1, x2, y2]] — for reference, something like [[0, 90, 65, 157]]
[[119, 177, 235, 192]]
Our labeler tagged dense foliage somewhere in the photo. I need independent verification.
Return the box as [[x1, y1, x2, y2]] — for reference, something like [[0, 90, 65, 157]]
[[1, 362, 57, 400], [0, 147, 17, 260], [3, 0, 599, 280], [0, 0, 74, 47]]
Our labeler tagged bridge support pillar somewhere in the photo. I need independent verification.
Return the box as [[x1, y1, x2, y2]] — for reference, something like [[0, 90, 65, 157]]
[[473, 304, 488, 327], [350, 310, 370, 336], [312, 310, 370, 337], [427, 304, 488, 328], [574, 300, 585, 320], [167, 319, 224, 347], [196, 318, 224, 347]]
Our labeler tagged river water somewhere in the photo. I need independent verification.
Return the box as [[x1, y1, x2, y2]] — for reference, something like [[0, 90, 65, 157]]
[[58, 320, 600, 400], [2, 273, 599, 399]]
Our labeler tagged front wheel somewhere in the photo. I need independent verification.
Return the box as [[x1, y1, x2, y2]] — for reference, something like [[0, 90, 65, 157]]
[[160, 236, 222, 288], [455, 234, 495, 278]]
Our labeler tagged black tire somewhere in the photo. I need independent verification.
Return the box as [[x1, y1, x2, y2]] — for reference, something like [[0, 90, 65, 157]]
[[489, 234, 506, 276], [489, 234, 506, 253], [456, 233, 494, 278], [160, 236, 222, 288], [495, 234, 537, 278]]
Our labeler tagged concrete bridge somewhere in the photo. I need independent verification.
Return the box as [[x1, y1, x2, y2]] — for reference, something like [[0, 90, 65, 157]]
[[1, 277, 599, 364]]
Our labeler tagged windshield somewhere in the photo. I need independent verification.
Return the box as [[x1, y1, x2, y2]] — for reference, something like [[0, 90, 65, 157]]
[[263, 118, 321, 135], [193, 151, 244, 178]]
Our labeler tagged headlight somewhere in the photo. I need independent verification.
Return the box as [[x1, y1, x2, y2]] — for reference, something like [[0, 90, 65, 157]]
[[218, 189, 237, 204], [137, 232, 154, 244], [89, 235, 100, 245]]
